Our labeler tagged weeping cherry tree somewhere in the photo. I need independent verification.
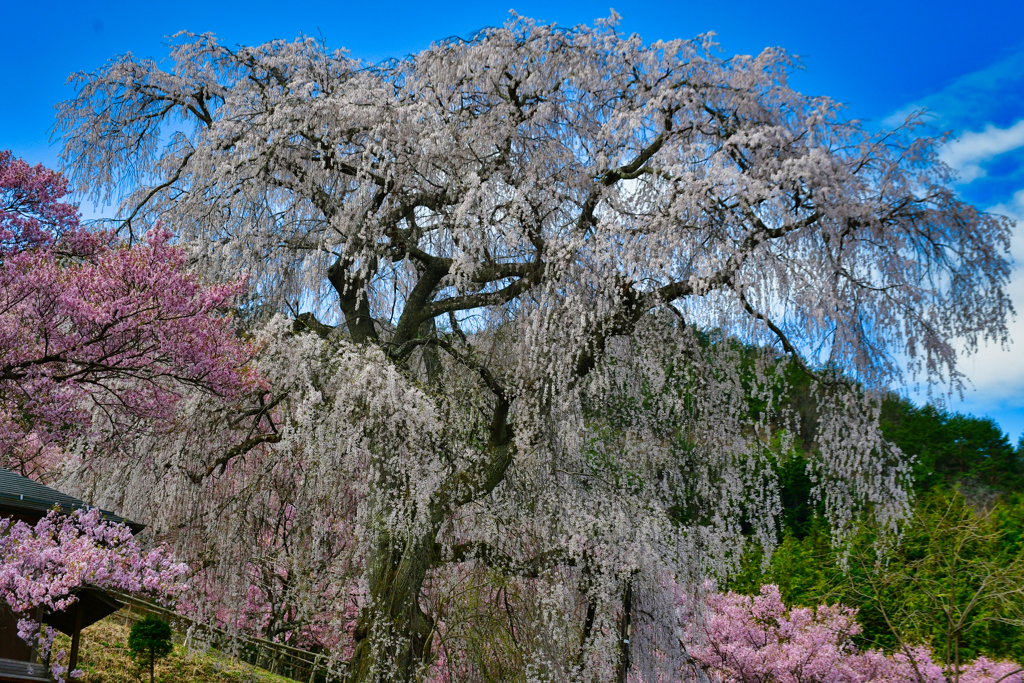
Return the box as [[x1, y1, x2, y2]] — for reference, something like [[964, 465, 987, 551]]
[[54, 14, 1013, 683]]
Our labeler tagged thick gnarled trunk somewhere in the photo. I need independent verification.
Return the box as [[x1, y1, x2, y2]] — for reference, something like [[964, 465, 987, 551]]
[[348, 402, 514, 682], [348, 530, 435, 683]]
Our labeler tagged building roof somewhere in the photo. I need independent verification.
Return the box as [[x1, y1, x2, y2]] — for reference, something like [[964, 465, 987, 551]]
[[45, 588, 123, 635], [0, 468, 143, 533]]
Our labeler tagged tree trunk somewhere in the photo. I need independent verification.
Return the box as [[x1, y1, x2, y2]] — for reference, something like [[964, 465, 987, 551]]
[[150, 649, 155, 683], [616, 581, 634, 683], [328, 258, 379, 345], [348, 529, 435, 683], [347, 387, 514, 683]]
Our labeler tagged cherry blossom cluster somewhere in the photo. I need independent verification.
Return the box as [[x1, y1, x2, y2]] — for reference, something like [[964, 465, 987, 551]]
[[689, 585, 1023, 683], [0, 151, 255, 476], [0, 508, 187, 681], [0, 150, 79, 253]]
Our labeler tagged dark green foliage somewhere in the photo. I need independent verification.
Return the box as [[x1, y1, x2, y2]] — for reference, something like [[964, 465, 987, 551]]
[[730, 395, 1024, 665], [774, 447, 817, 538], [766, 395, 1024, 541], [128, 616, 173, 683], [732, 490, 1024, 664], [762, 391, 1023, 537], [880, 399, 1023, 492]]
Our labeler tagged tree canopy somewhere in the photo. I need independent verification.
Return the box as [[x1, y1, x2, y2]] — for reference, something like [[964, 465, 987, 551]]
[[50, 15, 1014, 683], [128, 616, 174, 683], [0, 150, 254, 480]]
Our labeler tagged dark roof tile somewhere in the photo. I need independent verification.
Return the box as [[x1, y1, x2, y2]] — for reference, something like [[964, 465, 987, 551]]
[[0, 468, 142, 532]]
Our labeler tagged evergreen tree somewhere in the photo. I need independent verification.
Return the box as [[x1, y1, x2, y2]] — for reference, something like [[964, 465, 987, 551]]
[[128, 616, 173, 683]]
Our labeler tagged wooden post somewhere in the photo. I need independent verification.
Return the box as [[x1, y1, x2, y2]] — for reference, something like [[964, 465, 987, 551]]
[[68, 602, 84, 674]]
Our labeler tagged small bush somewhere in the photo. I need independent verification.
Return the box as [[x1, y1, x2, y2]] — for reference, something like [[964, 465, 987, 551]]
[[127, 617, 173, 683]]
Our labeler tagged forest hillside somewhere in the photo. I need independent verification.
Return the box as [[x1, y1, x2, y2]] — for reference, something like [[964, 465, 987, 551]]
[[732, 396, 1024, 665]]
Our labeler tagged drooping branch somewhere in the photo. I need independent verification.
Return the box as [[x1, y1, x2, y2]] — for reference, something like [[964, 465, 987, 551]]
[[189, 432, 284, 483]]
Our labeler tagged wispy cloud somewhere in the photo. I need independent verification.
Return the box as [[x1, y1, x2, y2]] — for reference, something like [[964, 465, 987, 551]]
[[947, 190, 1023, 436], [939, 120, 1024, 183], [881, 105, 930, 130], [883, 47, 1024, 437], [903, 49, 1024, 130]]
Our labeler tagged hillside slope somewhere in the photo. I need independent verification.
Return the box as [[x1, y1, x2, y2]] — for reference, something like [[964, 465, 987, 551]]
[[52, 620, 296, 683]]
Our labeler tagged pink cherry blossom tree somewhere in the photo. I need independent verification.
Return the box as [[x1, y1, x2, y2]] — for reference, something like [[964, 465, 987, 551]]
[[0, 508, 188, 682], [0, 150, 80, 253], [0, 151, 256, 480], [688, 585, 1024, 683]]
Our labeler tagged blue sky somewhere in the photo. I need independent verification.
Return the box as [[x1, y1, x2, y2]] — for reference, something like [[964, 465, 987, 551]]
[[3, 0, 1023, 439]]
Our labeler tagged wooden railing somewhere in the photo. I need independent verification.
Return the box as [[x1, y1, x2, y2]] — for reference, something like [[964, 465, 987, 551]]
[[105, 591, 343, 683]]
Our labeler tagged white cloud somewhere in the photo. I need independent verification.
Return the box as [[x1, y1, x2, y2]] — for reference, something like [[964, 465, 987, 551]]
[[987, 188, 1024, 261], [954, 189, 1024, 404], [908, 49, 1024, 132], [939, 120, 1024, 183]]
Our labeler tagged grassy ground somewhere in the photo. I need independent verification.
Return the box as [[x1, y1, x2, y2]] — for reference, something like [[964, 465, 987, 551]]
[[52, 619, 296, 683]]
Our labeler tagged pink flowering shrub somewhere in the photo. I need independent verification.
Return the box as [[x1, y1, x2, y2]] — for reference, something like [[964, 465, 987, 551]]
[[693, 584, 871, 683], [0, 508, 188, 681], [689, 585, 1023, 683], [0, 151, 255, 478], [959, 658, 1024, 683]]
